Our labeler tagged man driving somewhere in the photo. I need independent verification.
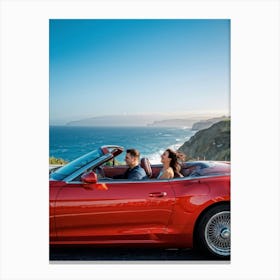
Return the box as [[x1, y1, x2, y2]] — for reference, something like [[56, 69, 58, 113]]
[[121, 149, 147, 180]]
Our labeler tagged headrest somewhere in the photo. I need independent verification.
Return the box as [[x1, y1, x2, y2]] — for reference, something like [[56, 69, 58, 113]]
[[140, 158, 152, 178]]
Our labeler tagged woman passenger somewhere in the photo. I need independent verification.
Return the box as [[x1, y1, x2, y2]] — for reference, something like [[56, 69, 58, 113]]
[[157, 149, 185, 179]]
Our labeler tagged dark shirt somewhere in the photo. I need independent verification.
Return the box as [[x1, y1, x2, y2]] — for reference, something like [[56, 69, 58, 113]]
[[124, 165, 147, 180]]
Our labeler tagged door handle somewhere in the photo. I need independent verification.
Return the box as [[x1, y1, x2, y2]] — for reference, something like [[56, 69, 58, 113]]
[[149, 192, 167, 198]]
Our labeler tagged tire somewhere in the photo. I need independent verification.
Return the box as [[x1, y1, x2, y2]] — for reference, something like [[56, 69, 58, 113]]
[[195, 204, 230, 259]]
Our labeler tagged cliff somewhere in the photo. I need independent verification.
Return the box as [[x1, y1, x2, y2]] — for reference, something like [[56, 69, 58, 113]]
[[191, 116, 230, 130], [179, 120, 230, 161]]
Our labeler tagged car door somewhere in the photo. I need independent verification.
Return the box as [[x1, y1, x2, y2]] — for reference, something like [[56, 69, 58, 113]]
[[50, 180, 65, 242], [54, 179, 175, 243]]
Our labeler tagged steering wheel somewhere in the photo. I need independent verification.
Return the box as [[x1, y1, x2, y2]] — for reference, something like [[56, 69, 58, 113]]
[[94, 166, 105, 179]]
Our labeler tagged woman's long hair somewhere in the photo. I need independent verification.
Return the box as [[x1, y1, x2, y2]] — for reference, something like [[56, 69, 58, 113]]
[[166, 149, 186, 176]]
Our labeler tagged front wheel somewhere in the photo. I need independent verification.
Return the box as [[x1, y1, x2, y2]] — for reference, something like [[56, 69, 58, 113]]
[[195, 204, 230, 259]]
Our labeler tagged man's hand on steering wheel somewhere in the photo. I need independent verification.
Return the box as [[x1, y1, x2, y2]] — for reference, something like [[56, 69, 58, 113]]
[[94, 166, 105, 179]]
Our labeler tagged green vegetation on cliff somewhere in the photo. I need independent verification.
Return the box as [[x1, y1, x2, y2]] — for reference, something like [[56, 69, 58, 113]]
[[49, 157, 68, 165], [179, 120, 230, 161]]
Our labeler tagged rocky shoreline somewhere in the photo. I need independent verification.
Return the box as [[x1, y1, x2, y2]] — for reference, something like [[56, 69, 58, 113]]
[[179, 120, 230, 161]]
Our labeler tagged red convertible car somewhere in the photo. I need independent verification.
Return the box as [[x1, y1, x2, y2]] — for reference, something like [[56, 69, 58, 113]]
[[50, 145, 230, 259]]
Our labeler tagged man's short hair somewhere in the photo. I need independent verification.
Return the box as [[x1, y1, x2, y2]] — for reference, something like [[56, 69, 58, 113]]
[[126, 149, 140, 159]]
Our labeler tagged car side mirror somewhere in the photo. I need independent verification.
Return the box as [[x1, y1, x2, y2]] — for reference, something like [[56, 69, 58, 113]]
[[81, 171, 98, 184]]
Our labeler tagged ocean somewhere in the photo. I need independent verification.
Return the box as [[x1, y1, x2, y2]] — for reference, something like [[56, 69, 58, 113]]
[[49, 126, 195, 164]]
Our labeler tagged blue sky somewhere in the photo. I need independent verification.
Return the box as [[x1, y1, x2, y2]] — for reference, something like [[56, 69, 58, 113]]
[[49, 19, 230, 125]]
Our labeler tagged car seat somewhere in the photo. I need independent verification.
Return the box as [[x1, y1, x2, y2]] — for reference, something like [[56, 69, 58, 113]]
[[140, 158, 152, 178]]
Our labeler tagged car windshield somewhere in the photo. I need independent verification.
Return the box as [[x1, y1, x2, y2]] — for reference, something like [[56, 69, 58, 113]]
[[50, 148, 104, 181]]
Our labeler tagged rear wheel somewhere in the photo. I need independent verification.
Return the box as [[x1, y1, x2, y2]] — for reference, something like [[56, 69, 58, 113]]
[[195, 204, 230, 259]]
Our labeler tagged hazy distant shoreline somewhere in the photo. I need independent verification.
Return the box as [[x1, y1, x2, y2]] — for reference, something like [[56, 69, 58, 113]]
[[52, 113, 227, 127], [51, 114, 230, 131]]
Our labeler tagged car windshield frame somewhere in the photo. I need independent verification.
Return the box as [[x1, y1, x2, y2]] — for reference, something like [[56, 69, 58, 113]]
[[50, 148, 104, 181]]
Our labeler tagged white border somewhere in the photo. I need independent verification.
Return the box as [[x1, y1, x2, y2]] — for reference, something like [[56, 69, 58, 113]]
[[0, 0, 279, 279]]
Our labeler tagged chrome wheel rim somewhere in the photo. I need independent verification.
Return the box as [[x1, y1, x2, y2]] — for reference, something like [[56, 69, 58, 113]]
[[205, 211, 230, 256]]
